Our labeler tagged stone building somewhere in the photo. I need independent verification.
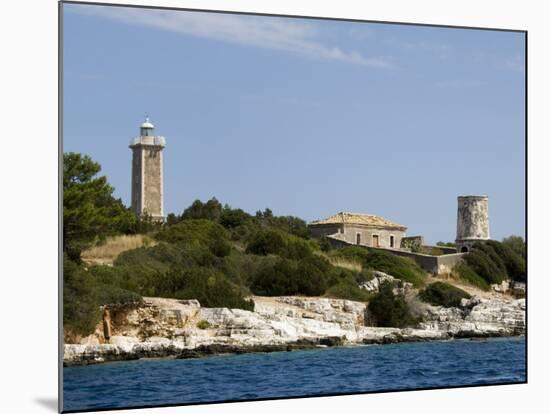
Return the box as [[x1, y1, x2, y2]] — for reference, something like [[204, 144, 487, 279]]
[[309, 212, 407, 249], [129, 117, 166, 222], [455, 195, 490, 252]]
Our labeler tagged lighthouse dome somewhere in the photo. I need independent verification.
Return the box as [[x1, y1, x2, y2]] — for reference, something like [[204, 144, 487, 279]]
[[140, 116, 155, 136], [141, 117, 154, 129]]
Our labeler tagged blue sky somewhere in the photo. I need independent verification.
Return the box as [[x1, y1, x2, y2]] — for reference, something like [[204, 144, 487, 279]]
[[63, 3, 525, 244]]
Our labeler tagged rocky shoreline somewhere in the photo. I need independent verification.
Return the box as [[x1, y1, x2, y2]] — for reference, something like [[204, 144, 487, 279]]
[[64, 292, 525, 367]]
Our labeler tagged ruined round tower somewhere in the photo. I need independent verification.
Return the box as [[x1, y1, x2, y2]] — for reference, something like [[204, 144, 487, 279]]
[[456, 195, 490, 253]]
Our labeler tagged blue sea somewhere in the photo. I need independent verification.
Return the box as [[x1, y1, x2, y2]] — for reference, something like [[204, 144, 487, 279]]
[[63, 337, 526, 412]]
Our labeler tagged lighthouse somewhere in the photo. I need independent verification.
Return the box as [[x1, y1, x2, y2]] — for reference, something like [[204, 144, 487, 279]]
[[129, 116, 166, 222]]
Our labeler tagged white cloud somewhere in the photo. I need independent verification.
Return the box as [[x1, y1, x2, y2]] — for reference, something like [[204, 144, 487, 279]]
[[390, 38, 453, 60], [71, 6, 393, 68]]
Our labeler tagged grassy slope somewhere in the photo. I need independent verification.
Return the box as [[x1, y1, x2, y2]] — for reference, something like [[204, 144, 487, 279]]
[[81, 234, 157, 265]]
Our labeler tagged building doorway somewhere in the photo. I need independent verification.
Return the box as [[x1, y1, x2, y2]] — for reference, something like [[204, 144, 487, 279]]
[[390, 235, 395, 248], [461, 246, 469, 253], [356, 233, 361, 245], [372, 235, 380, 247]]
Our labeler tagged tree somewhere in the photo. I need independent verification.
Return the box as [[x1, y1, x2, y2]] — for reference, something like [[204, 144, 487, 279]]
[[220, 206, 253, 229], [63, 152, 136, 259], [502, 235, 526, 260], [165, 213, 180, 226], [63, 255, 100, 336], [368, 281, 416, 328], [181, 198, 223, 222]]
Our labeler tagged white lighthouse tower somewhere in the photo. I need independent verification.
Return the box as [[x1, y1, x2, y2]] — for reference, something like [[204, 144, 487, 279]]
[[129, 116, 166, 222]]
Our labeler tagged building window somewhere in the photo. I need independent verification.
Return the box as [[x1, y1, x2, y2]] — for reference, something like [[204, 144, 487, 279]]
[[372, 234, 380, 248], [390, 235, 395, 248], [356, 233, 361, 245]]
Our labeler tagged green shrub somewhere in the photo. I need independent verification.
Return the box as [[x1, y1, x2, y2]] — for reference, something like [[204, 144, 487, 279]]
[[93, 239, 255, 311], [367, 281, 416, 328], [96, 284, 143, 305], [464, 245, 507, 285], [455, 263, 490, 291], [173, 267, 254, 311], [502, 235, 526, 260], [419, 282, 471, 308], [220, 207, 253, 229], [246, 229, 315, 260], [181, 198, 223, 222], [155, 219, 232, 257], [486, 240, 526, 282], [355, 268, 375, 285], [330, 246, 370, 264], [474, 242, 508, 278], [246, 229, 286, 256], [363, 250, 426, 287], [318, 237, 333, 252], [436, 241, 456, 247], [250, 258, 299, 296], [295, 256, 331, 296], [249, 254, 342, 297], [196, 320, 211, 329], [325, 280, 372, 302], [63, 256, 101, 336]]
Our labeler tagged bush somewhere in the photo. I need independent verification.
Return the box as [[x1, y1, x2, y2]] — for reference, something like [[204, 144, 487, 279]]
[[196, 320, 211, 329], [250, 258, 299, 296], [96, 284, 143, 305], [330, 246, 370, 264], [318, 236, 333, 252], [474, 242, 508, 278], [502, 235, 526, 260], [325, 280, 372, 302], [246, 229, 315, 260], [463, 245, 507, 285], [63, 256, 101, 336], [437, 241, 456, 248], [220, 207, 253, 229], [363, 250, 426, 287], [455, 263, 490, 291], [246, 229, 286, 256], [295, 256, 331, 296], [368, 281, 416, 328], [155, 219, 232, 258], [181, 198, 223, 222], [419, 282, 471, 308], [95, 240, 255, 311], [486, 240, 526, 282], [173, 267, 254, 311], [249, 254, 347, 297]]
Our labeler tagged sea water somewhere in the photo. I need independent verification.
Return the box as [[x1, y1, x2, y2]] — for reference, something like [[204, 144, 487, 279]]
[[63, 337, 526, 412]]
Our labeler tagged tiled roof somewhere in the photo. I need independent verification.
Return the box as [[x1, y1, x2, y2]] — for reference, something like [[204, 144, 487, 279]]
[[309, 212, 407, 230]]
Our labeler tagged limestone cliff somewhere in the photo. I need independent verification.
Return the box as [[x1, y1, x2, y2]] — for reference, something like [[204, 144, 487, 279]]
[[64, 293, 525, 366]]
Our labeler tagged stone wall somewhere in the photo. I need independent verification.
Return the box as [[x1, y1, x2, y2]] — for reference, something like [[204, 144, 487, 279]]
[[326, 236, 464, 275], [143, 147, 163, 218], [130, 147, 142, 214], [401, 235, 424, 250]]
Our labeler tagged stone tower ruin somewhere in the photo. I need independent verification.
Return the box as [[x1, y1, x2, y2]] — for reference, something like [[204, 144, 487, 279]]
[[129, 117, 166, 222], [455, 195, 490, 253]]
